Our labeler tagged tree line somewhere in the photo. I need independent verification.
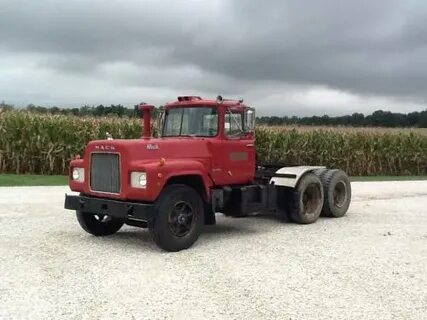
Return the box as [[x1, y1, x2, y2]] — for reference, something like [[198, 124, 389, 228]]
[[1, 101, 426, 127], [0, 102, 161, 119], [257, 110, 427, 128]]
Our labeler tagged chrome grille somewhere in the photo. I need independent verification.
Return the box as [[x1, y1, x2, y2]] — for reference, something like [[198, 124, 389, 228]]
[[90, 153, 120, 193]]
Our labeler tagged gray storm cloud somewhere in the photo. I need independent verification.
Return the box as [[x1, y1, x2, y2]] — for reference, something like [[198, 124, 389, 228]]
[[0, 0, 426, 115]]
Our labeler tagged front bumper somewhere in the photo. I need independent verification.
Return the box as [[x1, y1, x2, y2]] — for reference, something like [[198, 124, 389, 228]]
[[64, 194, 155, 221]]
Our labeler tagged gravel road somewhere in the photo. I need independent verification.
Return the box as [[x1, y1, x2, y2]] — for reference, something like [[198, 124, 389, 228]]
[[1, 181, 426, 320]]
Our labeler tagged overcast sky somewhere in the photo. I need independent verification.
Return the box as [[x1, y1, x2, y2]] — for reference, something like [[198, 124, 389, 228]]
[[1, 0, 427, 116]]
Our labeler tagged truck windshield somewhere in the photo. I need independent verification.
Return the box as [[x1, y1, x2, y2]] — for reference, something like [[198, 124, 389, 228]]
[[162, 107, 218, 137]]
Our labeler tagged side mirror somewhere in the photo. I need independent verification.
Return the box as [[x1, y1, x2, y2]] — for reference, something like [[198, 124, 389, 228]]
[[244, 108, 255, 132]]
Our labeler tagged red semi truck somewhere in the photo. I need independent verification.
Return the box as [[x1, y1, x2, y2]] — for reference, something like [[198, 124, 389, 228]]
[[65, 96, 351, 251]]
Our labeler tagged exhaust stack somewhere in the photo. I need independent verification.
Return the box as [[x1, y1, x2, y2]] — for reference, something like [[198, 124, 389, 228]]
[[138, 103, 154, 139]]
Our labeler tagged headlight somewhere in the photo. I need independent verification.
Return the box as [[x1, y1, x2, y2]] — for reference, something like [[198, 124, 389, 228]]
[[131, 172, 147, 188], [72, 168, 84, 182]]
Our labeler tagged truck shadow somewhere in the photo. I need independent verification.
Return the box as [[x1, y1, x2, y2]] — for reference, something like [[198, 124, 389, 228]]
[[88, 213, 287, 251], [203, 223, 258, 236], [98, 229, 159, 251], [202, 213, 284, 237]]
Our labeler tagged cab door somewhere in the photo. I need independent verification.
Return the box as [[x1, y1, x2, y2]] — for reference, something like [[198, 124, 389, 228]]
[[222, 109, 255, 185]]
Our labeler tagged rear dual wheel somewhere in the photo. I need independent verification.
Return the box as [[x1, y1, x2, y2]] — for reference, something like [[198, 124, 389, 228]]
[[316, 169, 351, 218], [286, 173, 324, 224]]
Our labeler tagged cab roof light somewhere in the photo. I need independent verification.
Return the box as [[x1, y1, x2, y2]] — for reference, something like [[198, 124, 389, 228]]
[[177, 96, 202, 102], [217, 95, 244, 104]]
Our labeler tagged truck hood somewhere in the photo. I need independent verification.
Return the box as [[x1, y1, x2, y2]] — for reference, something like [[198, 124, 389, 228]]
[[85, 137, 213, 164]]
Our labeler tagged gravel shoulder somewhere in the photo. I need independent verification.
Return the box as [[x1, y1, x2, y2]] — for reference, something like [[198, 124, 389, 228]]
[[0, 181, 426, 320]]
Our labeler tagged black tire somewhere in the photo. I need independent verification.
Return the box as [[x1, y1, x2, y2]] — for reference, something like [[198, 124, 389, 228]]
[[287, 173, 324, 224], [319, 169, 351, 218], [149, 184, 204, 252], [76, 211, 124, 236], [313, 168, 328, 179]]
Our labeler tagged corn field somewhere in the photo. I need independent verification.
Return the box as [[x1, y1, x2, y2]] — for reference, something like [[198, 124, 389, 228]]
[[0, 110, 426, 176], [0, 111, 141, 175], [256, 127, 427, 176]]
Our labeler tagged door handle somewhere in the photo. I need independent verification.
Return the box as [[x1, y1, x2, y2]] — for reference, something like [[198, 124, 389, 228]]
[[246, 143, 254, 147]]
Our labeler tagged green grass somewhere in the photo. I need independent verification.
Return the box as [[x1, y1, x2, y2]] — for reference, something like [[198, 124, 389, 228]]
[[0, 174, 68, 186], [0, 174, 426, 187]]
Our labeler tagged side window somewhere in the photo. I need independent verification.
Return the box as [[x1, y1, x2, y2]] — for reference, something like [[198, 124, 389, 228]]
[[225, 111, 243, 137]]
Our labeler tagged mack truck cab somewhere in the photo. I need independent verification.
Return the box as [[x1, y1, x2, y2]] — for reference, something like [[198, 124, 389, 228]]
[[65, 96, 351, 251]]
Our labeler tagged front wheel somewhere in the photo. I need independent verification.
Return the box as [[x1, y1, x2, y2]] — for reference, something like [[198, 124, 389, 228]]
[[149, 184, 204, 252], [76, 211, 124, 236]]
